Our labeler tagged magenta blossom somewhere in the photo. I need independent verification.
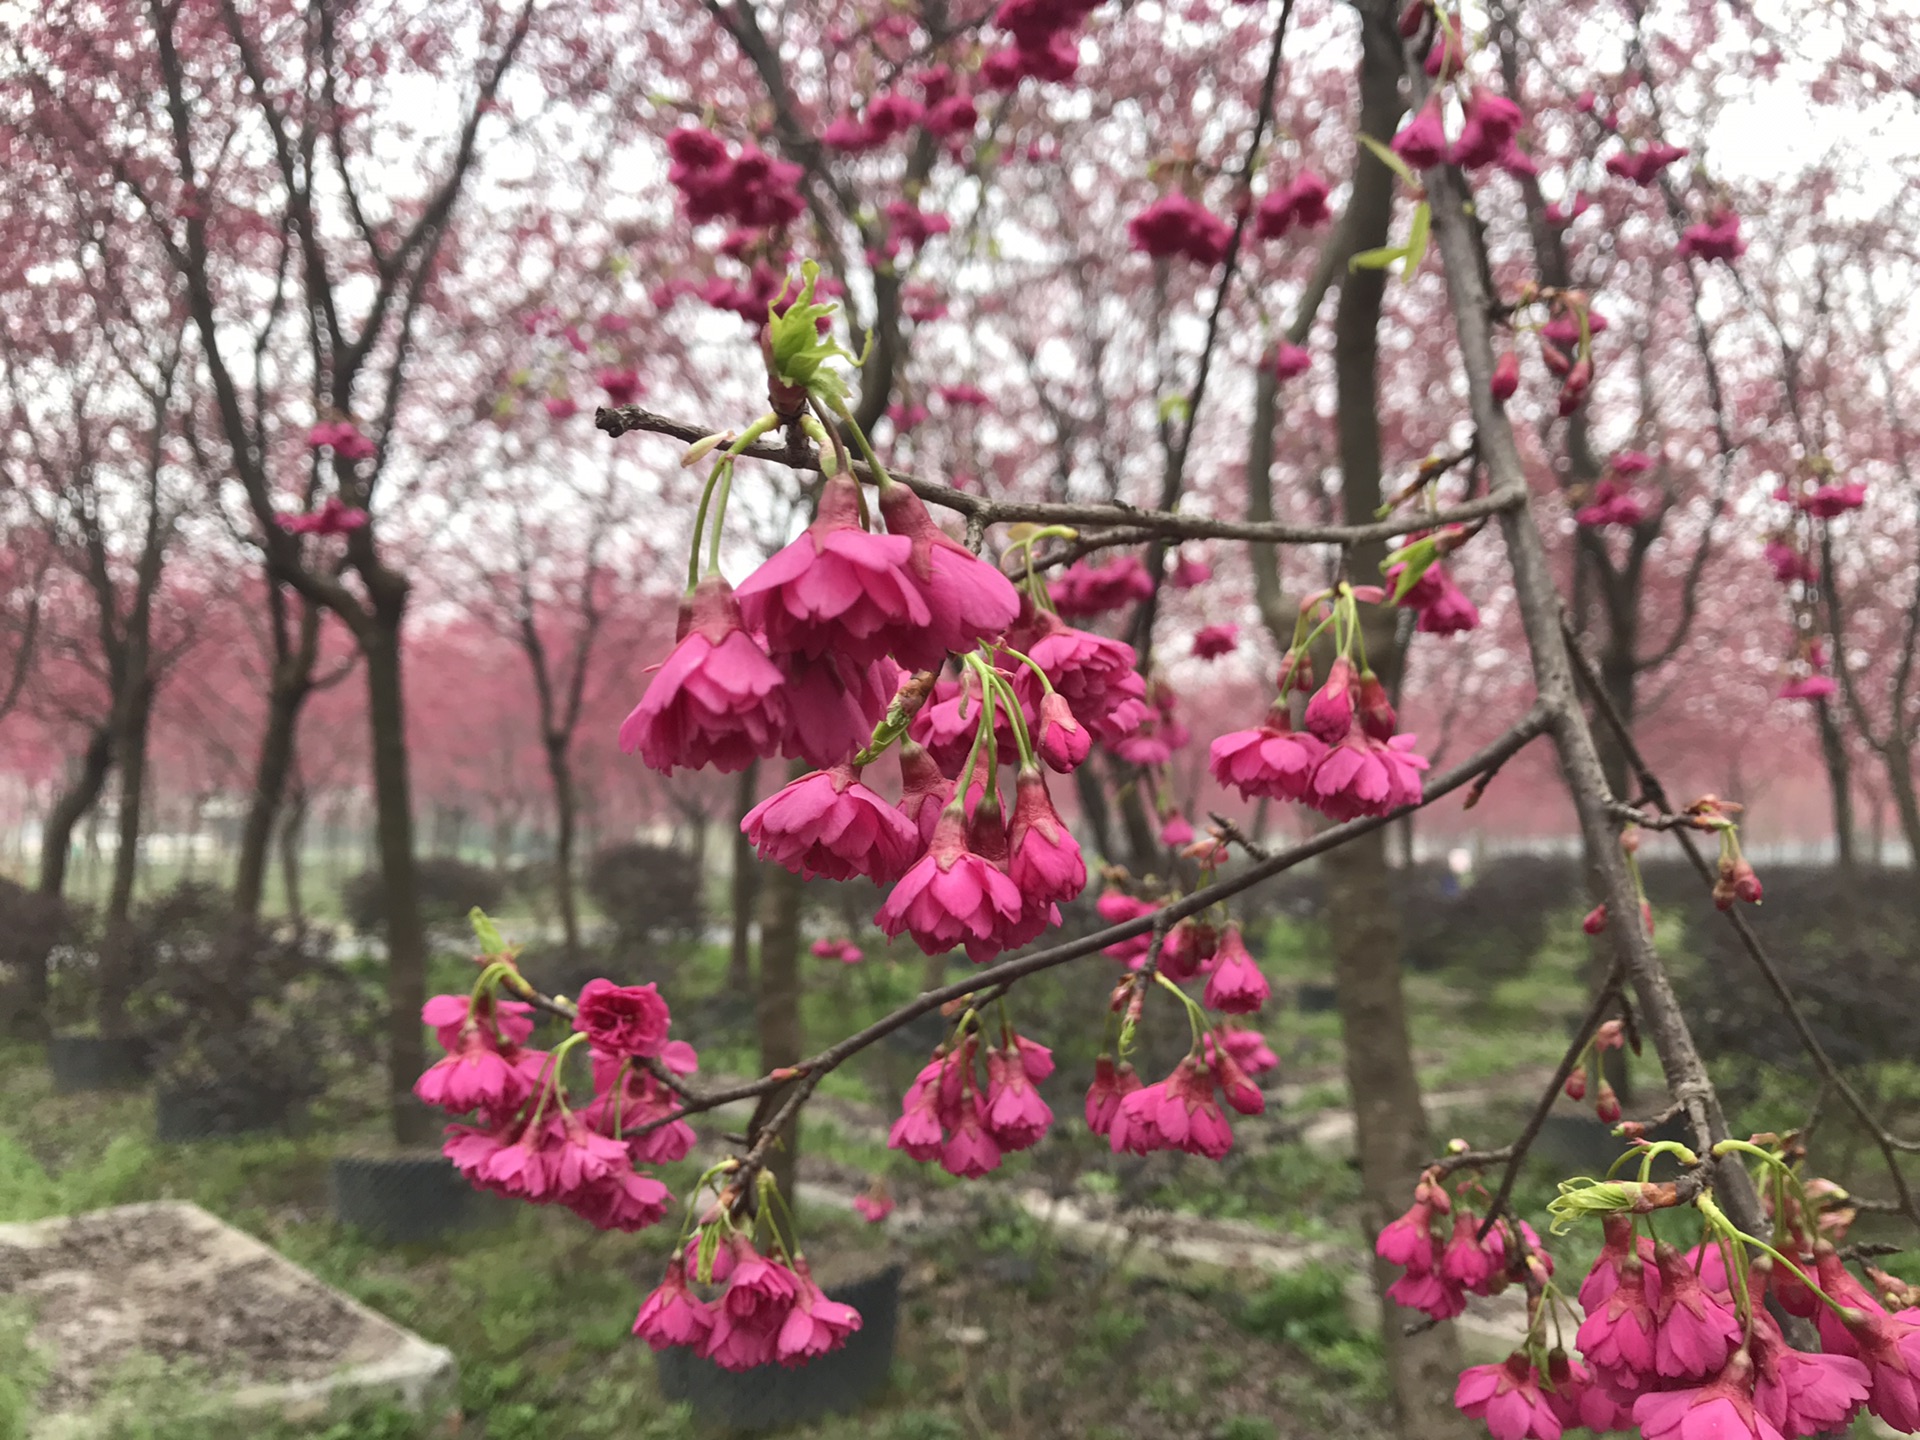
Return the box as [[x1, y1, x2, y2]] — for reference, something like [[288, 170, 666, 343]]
[[1213, 1026, 1278, 1077], [776, 1258, 863, 1367], [1007, 768, 1087, 908], [735, 474, 930, 665], [1202, 924, 1270, 1014], [1634, 1352, 1783, 1440], [1454, 1354, 1564, 1440], [875, 804, 1025, 962], [743, 763, 922, 884], [1253, 169, 1331, 238], [982, 1045, 1053, 1151], [1392, 94, 1449, 170], [1127, 193, 1233, 266], [621, 576, 787, 774], [1749, 1307, 1870, 1437], [1778, 674, 1837, 702], [1577, 1252, 1660, 1393], [1308, 732, 1428, 821], [1084, 1054, 1141, 1136], [877, 482, 1021, 668], [414, 1028, 536, 1117], [633, 1256, 715, 1351], [1209, 707, 1328, 803], [897, 739, 955, 843], [1653, 1244, 1742, 1380], [1048, 553, 1155, 618], [573, 979, 672, 1059], [1677, 210, 1746, 264], [1192, 623, 1238, 660], [277, 495, 369, 536], [1449, 88, 1524, 169], [1012, 608, 1151, 744], [1272, 342, 1312, 381], [1110, 1057, 1233, 1159]]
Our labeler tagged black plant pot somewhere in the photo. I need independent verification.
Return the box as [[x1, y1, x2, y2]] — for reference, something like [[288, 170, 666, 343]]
[[654, 1263, 903, 1431], [46, 1033, 153, 1094], [1296, 982, 1340, 1014], [330, 1151, 513, 1244], [154, 1083, 301, 1143]]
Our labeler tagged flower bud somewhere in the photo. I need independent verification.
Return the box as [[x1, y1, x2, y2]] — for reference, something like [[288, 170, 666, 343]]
[[1595, 1081, 1621, 1123], [1582, 903, 1609, 935], [1564, 1065, 1588, 1101], [1356, 672, 1398, 742], [1490, 351, 1520, 401]]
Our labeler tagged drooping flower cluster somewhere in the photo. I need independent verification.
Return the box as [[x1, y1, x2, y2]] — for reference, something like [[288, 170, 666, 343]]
[[1376, 1177, 1545, 1322], [306, 419, 376, 462], [426, 966, 696, 1235], [1254, 169, 1332, 239], [665, 127, 805, 231], [1210, 623, 1429, 822], [887, 1028, 1056, 1177], [1127, 193, 1234, 267], [982, 0, 1099, 88], [1605, 142, 1688, 187], [634, 1235, 862, 1371], [1050, 553, 1155, 617], [1575, 453, 1657, 530], [276, 495, 369, 537]]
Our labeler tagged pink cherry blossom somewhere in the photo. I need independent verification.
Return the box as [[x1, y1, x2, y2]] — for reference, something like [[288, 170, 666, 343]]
[[1191, 623, 1238, 659], [1454, 1354, 1564, 1440], [1308, 732, 1429, 820], [633, 1256, 715, 1351], [1209, 708, 1327, 803], [775, 1258, 863, 1366], [982, 1045, 1053, 1151], [1048, 553, 1155, 618], [1127, 193, 1233, 266], [572, 978, 671, 1059], [1202, 924, 1269, 1014], [744, 762, 923, 884], [1392, 94, 1449, 170], [1012, 608, 1151, 745], [877, 483, 1021, 668], [621, 576, 788, 774], [1084, 1054, 1141, 1136], [1653, 1244, 1742, 1380], [1634, 1352, 1784, 1440]]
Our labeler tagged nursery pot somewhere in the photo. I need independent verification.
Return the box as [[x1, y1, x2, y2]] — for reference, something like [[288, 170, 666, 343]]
[[330, 1149, 513, 1244], [654, 1262, 904, 1430], [1295, 982, 1339, 1015], [154, 1083, 301, 1143], [46, 1033, 153, 1094]]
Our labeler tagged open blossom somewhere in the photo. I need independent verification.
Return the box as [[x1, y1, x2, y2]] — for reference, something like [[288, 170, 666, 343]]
[[1309, 732, 1428, 821], [1127, 193, 1233, 266], [1578, 1252, 1660, 1393], [875, 804, 1025, 962], [744, 763, 922, 884], [735, 475, 930, 665], [277, 495, 369, 536], [1749, 1307, 1870, 1437], [1634, 1352, 1783, 1440], [414, 1026, 536, 1116], [897, 739, 956, 843], [1007, 768, 1087, 908], [1110, 1057, 1234, 1159], [1191, 623, 1239, 660], [1202, 924, 1269, 1014], [1454, 1354, 1563, 1440], [1778, 674, 1837, 702], [1378, 1196, 1440, 1271], [573, 979, 672, 1059], [775, 1258, 863, 1367], [1449, 88, 1524, 169], [621, 575, 787, 774], [1209, 705, 1327, 803], [1576, 479, 1653, 529], [1653, 1244, 1742, 1380], [1169, 554, 1213, 588], [1013, 608, 1151, 745], [1212, 1026, 1278, 1077], [1084, 1054, 1141, 1135], [1049, 553, 1155, 617], [877, 480, 1021, 669], [982, 1045, 1053, 1150], [1272, 342, 1312, 381], [1605, 141, 1688, 185], [634, 1256, 715, 1351]]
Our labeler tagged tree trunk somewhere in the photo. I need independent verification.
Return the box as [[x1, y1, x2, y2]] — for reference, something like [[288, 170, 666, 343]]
[[544, 735, 582, 960], [106, 685, 154, 928], [362, 615, 434, 1148], [729, 760, 760, 993], [1881, 742, 1920, 872], [234, 664, 310, 917], [756, 854, 805, 1231], [26, 729, 114, 1032], [279, 780, 308, 922], [1326, 9, 1473, 1433], [1813, 696, 1856, 876]]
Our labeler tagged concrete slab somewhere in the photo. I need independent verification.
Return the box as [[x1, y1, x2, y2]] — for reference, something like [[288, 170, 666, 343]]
[[0, 1201, 457, 1437]]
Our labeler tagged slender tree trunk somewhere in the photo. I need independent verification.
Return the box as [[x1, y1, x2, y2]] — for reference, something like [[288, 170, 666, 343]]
[[1813, 697, 1856, 875], [106, 685, 153, 928], [362, 614, 433, 1147], [756, 854, 804, 1225], [279, 780, 308, 922], [1881, 743, 1920, 872], [27, 729, 113, 1033], [235, 670, 309, 917], [728, 760, 760, 993], [1326, 10, 1473, 1433], [544, 736, 582, 959]]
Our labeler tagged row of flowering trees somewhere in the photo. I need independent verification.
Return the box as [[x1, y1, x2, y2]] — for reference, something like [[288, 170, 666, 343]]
[[5, 0, 1919, 1430]]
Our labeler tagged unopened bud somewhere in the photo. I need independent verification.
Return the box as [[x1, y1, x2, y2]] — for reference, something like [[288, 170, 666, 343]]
[[1595, 1082, 1621, 1123], [682, 431, 732, 468], [1396, 0, 1429, 37], [1582, 903, 1609, 935], [1490, 350, 1520, 402], [1595, 1019, 1626, 1051], [1564, 1066, 1588, 1101]]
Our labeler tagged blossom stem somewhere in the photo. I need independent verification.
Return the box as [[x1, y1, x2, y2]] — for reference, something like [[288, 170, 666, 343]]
[[982, 666, 1037, 769], [1152, 970, 1208, 1048]]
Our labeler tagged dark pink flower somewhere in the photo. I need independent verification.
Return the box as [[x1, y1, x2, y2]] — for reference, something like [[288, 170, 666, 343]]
[[1578, 1251, 1660, 1393], [1035, 691, 1092, 772], [743, 763, 923, 884], [1191, 623, 1238, 659], [1677, 210, 1746, 264], [1209, 706, 1327, 803], [621, 576, 788, 774], [1013, 1033, 1054, 1081], [878, 483, 1021, 667], [1545, 1354, 1634, 1434], [1449, 88, 1524, 169], [775, 650, 895, 770], [633, 1256, 715, 1351], [876, 804, 1025, 962], [1304, 658, 1357, 742], [1084, 1054, 1141, 1135], [1749, 1306, 1870, 1437], [1392, 95, 1449, 170], [1159, 812, 1194, 846], [1214, 1026, 1278, 1077], [415, 1027, 535, 1116], [1007, 767, 1087, 908], [1579, 1214, 1657, 1311], [1605, 142, 1688, 186], [776, 1258, 863, 1366], [1390, 1268, 1468, 1320], [1308, 732, 1428, 820], [1778, 674, 1837, 701], [982, 1045, 1053, 1150], [1575, 478, 1653, 529], [925, 94, 979, 137], [1634, 1352, 1783, 1440], [1202, 924, 1269, 1014], [853, 1190, 895, 1224], [1158, 919, 1216, 982], [1441, 1212, 1499, 1293], [1127, 193, 1233, 266], [941, 1094, 1004, 1176], [572, 979, 671, 1059], [1208, 1041, 1265, 1115], [1414, 568, 1481, 634], [1254, 169, 1331, 238], [568, 1165, 672, 1232], [1377, 1198, 1439, 1271], [1048, 554, 1155, 618], [735, 475, 930, 665], [1097, 890, 1158, 964], [1012, 608, 1151, 745], [1168, 554, 1212, 588], [888, 1059, 949, 1161], [1653, 1244, 1742, 1380], [1272, 342, 1311, 380], [277, 495, 370, 536], [1491, 351, 1521, 401], [1454, 1354, 1563, 1440]]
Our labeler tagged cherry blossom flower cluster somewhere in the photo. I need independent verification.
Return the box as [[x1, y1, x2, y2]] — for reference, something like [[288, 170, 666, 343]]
[[808, 936, 865, 965], [1050, 553, 1154, 617], [1575, 452, 1656, 530], [1386, 526, 1482, 636], [420, 959, 696, 1235], [305, 418, 376, 461], [276, 495, 368, 537], [888, 1021, 1057, 1176], [1209, 586, 1431, 821], [823, 67, 978, 152], [1127, 192, 1235, 267], [635, 1229, 861, 1371], [1254, 170, 1332, 240], [1375, 1174, 1549, 1322], [1560, 1018, 1630, 1125], [982, 0, 1100, 89], [1091, 1022, 1272, 1161], [665, 127, 806, 231]]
